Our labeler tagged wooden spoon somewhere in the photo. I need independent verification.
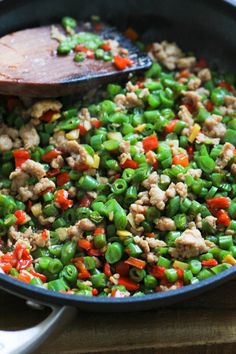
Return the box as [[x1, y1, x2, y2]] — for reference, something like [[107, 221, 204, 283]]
[[0, 24, 152, 97]]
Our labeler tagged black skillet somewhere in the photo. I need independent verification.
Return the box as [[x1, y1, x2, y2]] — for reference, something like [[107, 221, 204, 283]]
[[0, 0, 236, 353]]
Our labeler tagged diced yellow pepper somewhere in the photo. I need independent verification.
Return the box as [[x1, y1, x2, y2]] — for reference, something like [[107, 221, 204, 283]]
[[173, 260, 189, 270], [188, 123, 201, 143], [65, 129, 80, 140], [85, 154, 95, 167], [117, 230, 132, 237], [31, 203, 42, 217], [51, 113, 61, 122], [135, 124, 146, 133], [223, 254, 236, 265], [91, 154, 100, 169]]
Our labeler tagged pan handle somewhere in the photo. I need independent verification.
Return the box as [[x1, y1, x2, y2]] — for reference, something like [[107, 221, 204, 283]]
[[0, 304, 76, 354]]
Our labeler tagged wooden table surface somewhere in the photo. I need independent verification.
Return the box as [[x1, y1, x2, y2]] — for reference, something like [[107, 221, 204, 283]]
[[1, 280, 236, 354]]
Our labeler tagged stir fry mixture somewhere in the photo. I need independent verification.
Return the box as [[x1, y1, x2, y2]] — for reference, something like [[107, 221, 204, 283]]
[[53, 16, 133, 69], [0, 35, 236, 298]]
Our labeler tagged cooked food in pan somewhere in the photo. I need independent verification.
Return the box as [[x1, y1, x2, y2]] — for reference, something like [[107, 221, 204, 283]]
[[0, 18, 235, 297]]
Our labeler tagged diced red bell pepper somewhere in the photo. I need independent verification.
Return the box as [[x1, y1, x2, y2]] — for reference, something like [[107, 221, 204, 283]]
[[57, 172, 70, 186], [41, 229, 48, 241], [18, 270, 32, 283], [164, 120, 178, 134], [104, 262, 112, 277], [118, 277, 140, 291], [94, 227, 105, 235], [201, 259, 218, 267], [113, 56, 133, 70], [47, 168, 60, 177], [14, 243, 31, 261], [172, 153, 189, 167], [13, 150, 31, 168], [218, 81, 233, 92], [150, 265, 166, 279], [75, 260, 91, 279], [29, 269, 47, 282], [206, 197, 230, 209], [124, 257, 146, 270], [42, 149, 61, 163], [14, 210, 27, 225], [120, 159, 138, 169], [91, 119, 102, 129], [92, 288, 99, 296], [40, 110, 58, 123], [115, 261, 130, 277], [74, 162, 89, 171], [74, 44, 88, 53], [87, 248, 103, 257], [142, 135, 158, 152], [216, 209, 231, 226], [78, 239, 93, 251], [100, 43, 111, 51], [16, 259, 32, 271], [78, 124, 87, 136], [176, 268, 184, 280], [205, 100, 214, 112], [0, 262, 12, 273], [54, 189, 73, 210]]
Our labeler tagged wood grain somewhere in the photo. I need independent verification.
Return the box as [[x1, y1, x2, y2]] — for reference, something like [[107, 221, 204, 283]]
[[1, 280, 236, 354], [0, 25, 151, 97]]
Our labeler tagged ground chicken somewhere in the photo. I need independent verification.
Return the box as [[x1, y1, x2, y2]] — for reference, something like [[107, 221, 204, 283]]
[[136, 191, 150, 205], [149, 41, 183, 70], [142, 172, 159, 189], [203, 114, 226, 138], [130, 203, 147, 224], [216, 143, 235, 169], [51, 155, 64, 169], [165, 183, 176, 198], [156, 217, 176, 231], [77, 218, 96, 231], [18, 186, 34, 201], [8, 226, 33, 248], [175, 182, 188, 198], [178, 168, 202, 181], [197, 68, 211, 82], [79, 108, 92, 131], [169, 228, 209, 258], [38, 215, 55, 226], [10, 169, 29, 192], [182, 91, 201, 111], [224, 95, 236, 109], [30, 99, 62, 119], [178, 105, 194, 136], [196, 132, 220, 145], [21, 159, 46, 179], [149, 185, 166, 210], [119, 140, 130, 154], [204, 216, 217, 230], [49, 130, 67, 148], [0, 134, 13, 152], [231, 163, 236, 175], [34, 178, 55, 195], [134, 236, 150, 254], [146, 238, 167, 248], [146, 252, 158, 264], [19, 123, 40, 149], [177, 56, 196, 69], [187, 77, 201, 90]]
